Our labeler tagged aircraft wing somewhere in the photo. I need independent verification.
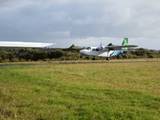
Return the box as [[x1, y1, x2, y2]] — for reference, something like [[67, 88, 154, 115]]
[[0, 41, 55, 48], [105, 45, 138, 50]]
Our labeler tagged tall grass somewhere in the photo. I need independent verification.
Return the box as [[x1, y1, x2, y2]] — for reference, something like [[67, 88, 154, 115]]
[[0, 62, 160, 120]]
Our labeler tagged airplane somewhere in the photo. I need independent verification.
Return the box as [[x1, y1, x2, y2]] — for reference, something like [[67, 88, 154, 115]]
[[80, 38, 138, 60], [0, 41, 54, 48]]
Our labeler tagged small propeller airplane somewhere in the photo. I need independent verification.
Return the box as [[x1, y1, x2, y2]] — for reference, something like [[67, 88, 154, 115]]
[[80, 38, 138, 60]]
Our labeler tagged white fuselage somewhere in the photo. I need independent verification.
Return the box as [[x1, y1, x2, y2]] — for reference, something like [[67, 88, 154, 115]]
[[80, 47, 123, 58]]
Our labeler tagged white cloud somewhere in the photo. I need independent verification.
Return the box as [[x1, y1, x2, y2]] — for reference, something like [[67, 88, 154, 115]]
[[0, 0, 159, 49]]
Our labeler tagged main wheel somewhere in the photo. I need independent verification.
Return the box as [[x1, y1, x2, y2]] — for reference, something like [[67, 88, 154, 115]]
[[92, 57, 95, 60]]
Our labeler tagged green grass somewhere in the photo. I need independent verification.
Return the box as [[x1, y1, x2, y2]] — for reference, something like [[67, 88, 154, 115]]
[[0, 62, 160, 120]]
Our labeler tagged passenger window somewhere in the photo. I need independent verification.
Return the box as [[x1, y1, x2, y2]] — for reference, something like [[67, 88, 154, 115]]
[[96, 48, 99, 51]]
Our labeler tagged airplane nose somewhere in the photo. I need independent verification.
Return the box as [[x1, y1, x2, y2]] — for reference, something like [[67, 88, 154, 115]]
[[80, 50, 84, 54], [80, 49, 86, 55]]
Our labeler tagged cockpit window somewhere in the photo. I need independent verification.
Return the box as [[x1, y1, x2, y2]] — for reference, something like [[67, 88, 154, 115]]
[[92, 48, 100, 51], [86, 47, 91, 50]]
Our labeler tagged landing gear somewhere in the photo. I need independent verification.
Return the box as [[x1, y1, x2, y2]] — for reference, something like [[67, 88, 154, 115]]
[[92, 57, 96, 60], [86, 56, 89, 60], [106, 57, 110, 61], [80, 55, 83, 58]]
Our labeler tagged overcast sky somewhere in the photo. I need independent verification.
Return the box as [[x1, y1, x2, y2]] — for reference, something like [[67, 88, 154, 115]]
[[0, 0, 160, 49]]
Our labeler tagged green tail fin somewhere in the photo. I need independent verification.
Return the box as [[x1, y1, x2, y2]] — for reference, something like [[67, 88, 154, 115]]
[[122, 38, 128, 46], [122, 38, 128, 50]]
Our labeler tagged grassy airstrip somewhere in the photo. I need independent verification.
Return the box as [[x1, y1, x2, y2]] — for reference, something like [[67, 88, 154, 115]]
[[0, 60, 160, 120]]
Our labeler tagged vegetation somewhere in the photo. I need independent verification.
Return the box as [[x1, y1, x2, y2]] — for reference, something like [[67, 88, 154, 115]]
[[0, 47, 160, 62], [0, 62, 160, 119], [128, 48, 160, 58]]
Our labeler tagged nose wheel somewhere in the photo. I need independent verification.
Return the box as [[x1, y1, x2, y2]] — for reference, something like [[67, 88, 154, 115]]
[[80, 55, 83, 58], [106, 57, 110, 61]]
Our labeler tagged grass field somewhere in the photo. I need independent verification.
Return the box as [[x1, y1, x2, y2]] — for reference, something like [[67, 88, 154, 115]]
[[0, 61, 160, 120]]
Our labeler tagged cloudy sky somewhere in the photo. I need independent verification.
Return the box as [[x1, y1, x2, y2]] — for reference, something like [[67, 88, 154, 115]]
[[0, 0, 160, 49]]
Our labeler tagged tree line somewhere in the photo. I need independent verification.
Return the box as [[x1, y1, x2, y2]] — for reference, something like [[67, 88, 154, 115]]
[[0, 47, 159, 62]]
